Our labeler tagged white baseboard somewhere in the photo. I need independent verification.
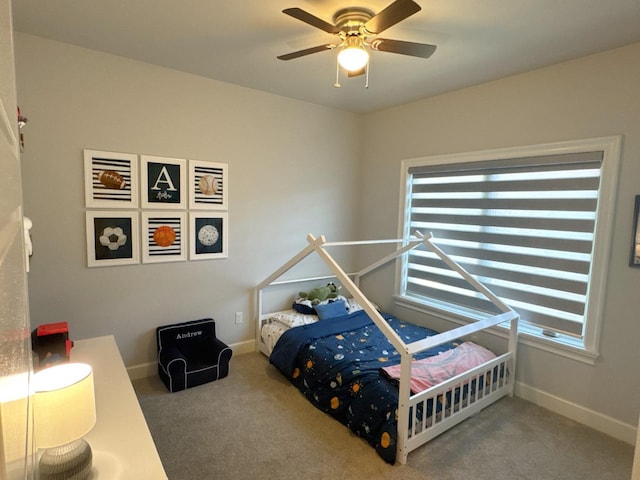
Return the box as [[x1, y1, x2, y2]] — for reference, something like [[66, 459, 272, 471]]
[[229, 339, 256, 356], [126, 339, 256, 381], [127, 360, 156, 381], [515, 381, 637, 445], [126, 342, 636, 446]]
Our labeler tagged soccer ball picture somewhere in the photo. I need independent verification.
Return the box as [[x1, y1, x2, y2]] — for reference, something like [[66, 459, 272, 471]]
[[99, 226, 127, 251]]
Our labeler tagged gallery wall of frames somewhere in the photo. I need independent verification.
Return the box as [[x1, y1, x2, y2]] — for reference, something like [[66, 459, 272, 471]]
[[83, 149, 228, 267]]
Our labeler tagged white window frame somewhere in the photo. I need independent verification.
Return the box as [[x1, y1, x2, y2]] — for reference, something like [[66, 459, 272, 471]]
[[396, 136, 621, 364]]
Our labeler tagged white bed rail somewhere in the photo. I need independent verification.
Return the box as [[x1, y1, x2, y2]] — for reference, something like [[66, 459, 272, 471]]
[[254, 232, 519, 465], [404, 352, 513, 453]]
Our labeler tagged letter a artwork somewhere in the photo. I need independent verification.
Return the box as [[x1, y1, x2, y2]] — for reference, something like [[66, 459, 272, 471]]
[[151, 166, 177, 192], [143, 157, 184, 207]]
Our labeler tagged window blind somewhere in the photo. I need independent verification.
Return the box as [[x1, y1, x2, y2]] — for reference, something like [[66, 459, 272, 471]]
[[404, 151, 604, 338]]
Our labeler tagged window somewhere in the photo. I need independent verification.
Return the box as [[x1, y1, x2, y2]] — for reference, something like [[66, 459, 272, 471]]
[[398, 137, 621, 360]]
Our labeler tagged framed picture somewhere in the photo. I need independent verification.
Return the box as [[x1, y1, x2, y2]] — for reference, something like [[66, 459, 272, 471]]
[[629, 195, 640, 266], [189, 212, 228, 260], [141, 212, 187, 263], [84, 150, 139, 208], [86, 211, 139, 267], [189, 160, 228, 210], [140, 155, 187, 209]]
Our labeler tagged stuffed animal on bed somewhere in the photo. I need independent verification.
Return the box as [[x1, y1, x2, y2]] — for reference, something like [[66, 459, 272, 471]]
[[298, 283, 339, 305]]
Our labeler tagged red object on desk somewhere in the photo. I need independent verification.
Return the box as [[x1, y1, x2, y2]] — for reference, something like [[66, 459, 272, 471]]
[[32, 321, 74, 369]]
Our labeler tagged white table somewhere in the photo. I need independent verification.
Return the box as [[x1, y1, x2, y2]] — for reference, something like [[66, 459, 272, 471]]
[[71, 335, 167, 479]]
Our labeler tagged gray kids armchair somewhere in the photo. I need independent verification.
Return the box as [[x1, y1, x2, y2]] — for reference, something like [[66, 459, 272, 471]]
[[156, 318, 232, 393]]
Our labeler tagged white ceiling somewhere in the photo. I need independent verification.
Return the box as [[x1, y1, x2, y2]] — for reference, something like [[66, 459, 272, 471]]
[[11, 0, 640, 113]]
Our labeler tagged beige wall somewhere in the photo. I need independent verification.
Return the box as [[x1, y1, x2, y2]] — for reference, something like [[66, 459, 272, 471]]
[[12, 28, 640, 445], [14, 33, 360, 369], [361, 42, 640, 430]]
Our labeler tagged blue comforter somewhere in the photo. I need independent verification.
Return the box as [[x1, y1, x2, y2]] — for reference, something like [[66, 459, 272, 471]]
[[269, 309, 459, 464]]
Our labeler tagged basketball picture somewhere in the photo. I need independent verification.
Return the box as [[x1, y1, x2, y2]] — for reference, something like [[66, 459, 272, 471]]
[[153, 225, 176, 247], [141, 212, 186, 263]]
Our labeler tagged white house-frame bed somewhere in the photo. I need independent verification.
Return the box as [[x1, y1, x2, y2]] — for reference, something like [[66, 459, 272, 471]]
[[255, 232, 519, 464]]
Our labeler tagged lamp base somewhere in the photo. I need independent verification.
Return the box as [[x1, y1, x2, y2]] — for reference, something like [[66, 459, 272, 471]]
[[39, 438, 92, 480]]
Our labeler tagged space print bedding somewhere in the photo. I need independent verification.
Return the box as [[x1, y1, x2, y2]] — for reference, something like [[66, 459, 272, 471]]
[[269, 308, 457, 463], [255, 233, 519, 464], [268, 305, 501, 464]]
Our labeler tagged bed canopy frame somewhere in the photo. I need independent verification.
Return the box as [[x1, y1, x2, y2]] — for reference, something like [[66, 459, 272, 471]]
[[255, 231, 519, 464]]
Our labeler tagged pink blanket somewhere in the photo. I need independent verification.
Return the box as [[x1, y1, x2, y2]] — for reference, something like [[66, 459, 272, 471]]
[[381, 342, 496, 394]]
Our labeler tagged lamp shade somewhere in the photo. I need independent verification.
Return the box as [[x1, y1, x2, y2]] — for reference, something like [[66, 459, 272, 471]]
[[33, 363, 96, 448], [0, 372, 32, 463]]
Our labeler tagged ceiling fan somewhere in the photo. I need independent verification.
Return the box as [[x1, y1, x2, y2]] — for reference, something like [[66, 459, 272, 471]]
[[277, 0, 436, 84]]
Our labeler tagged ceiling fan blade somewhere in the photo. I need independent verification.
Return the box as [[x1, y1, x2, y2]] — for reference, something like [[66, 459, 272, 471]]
[[362, 0, 421, 35], [371, 38, 437, 58], [282, 8, 342, 34], [277, 44, 334, 61]]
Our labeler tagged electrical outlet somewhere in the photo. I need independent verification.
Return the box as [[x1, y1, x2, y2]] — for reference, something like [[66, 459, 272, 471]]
[[235, 312, 243, 324]]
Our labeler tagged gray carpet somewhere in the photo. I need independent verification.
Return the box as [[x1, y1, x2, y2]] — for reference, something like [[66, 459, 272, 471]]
[[134, 352, 633, 480]]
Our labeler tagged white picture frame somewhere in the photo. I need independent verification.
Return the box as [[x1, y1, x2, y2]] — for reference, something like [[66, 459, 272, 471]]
[[84, 150, 139, 208], [189, 212, 228, 260], [188, 160, 228, 210], [140, 155, 187, 210], [86, 211, 139, 267], [141, 212, 187, 264]]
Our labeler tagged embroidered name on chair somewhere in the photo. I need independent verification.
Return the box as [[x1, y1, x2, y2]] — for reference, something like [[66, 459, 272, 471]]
[[176, 331, 202, 340]]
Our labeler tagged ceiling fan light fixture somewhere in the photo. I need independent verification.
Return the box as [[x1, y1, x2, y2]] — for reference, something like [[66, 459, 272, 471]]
[[278, 0, 434, 87], [337, 36, 369, 72]]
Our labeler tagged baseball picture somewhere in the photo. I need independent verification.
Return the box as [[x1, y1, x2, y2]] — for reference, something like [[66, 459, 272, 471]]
[[198, 174, 219, 196], [189, 160, 228, 210]]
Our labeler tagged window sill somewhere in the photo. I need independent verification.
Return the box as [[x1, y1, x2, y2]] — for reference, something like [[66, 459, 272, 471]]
[[393, 295, 600, 366]]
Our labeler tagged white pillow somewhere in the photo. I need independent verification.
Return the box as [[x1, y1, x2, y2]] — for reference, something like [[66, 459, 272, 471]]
[[270, 309, 318, 328]]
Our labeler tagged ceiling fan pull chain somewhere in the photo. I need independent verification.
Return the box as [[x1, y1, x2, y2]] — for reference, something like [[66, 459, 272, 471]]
[[365, 63, 370, 88], [334, 57, 341, 88]]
